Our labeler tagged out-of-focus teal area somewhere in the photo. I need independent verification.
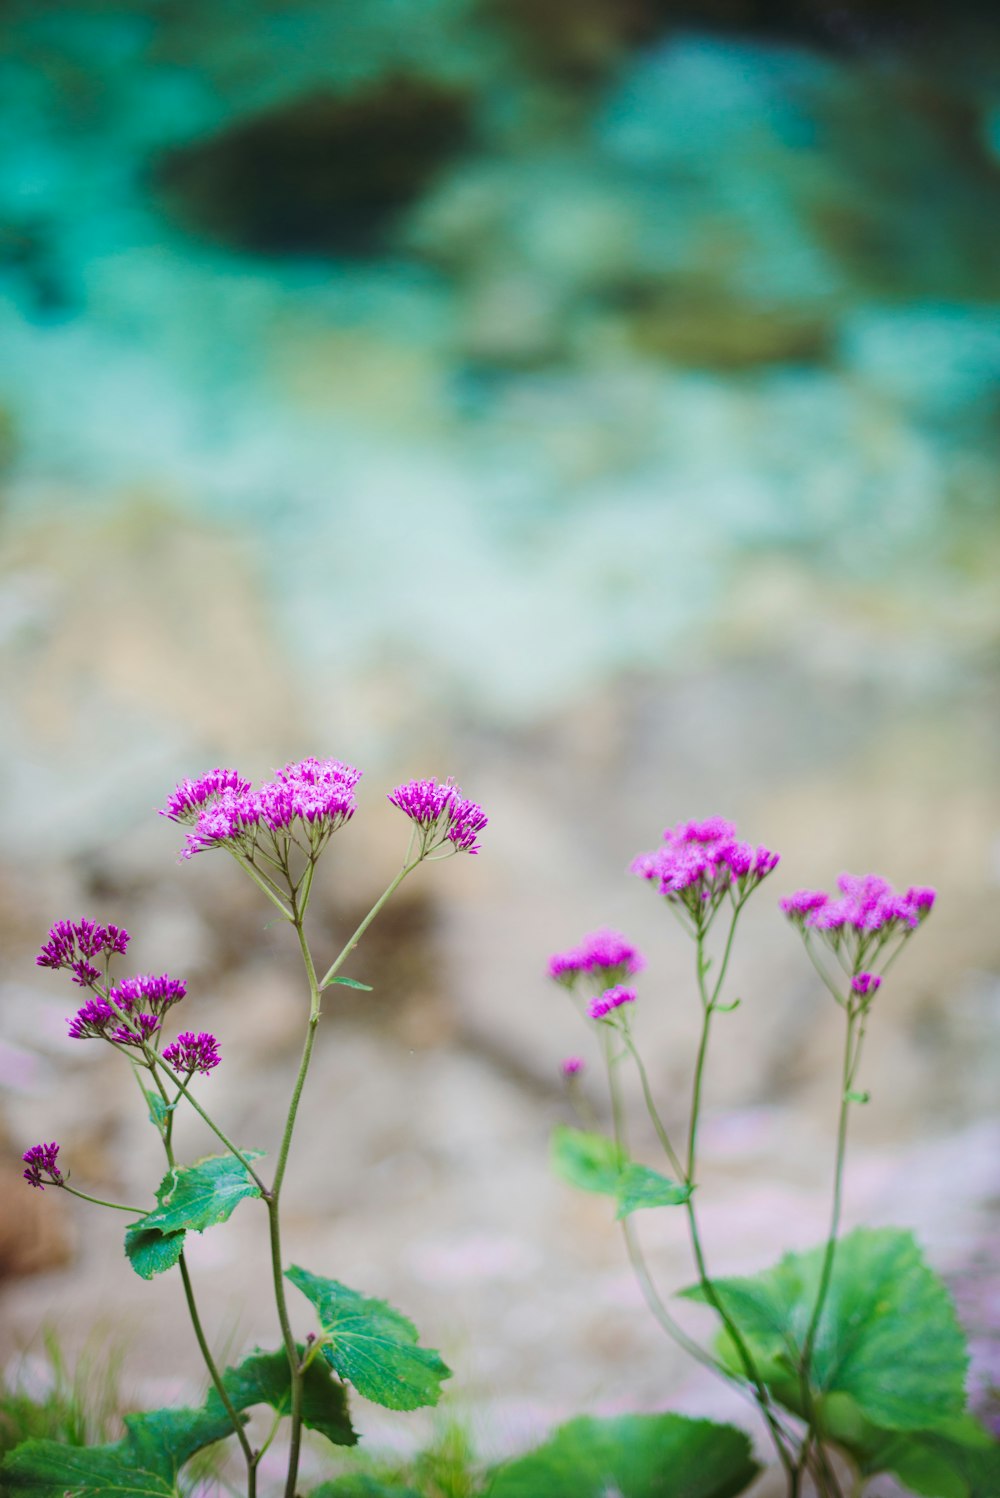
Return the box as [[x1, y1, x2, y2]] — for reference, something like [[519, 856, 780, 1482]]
[[1, 1, 999, 1448], [1, 1, 999, 741]]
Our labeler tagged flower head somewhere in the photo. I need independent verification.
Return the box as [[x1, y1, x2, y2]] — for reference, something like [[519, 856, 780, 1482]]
[[632, 817, 780, 923], [164, 758, 362, 860], [22, 1141, 62, 1190], [851, 972, 882, 999], [781, 872, 935, 982], [548, 929, 645, 990], [109, 1013, 162, 1048], [163, 1031, 221, 1076], [36, 919, 130, 987], [388, 777, 488, 855], [588, 985, 636, 1021], [561, 1055, 585, 1078]]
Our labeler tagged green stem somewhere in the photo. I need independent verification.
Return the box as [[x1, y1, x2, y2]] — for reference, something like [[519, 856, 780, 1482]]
[[178, 1250, 258, 1493], [60, 1183, 146, 1214], [145, 1061, 257, 1492], [231, 850, 295, 921], [685, 923, 798, 1482], [146, 1055, 268, 1192], [620, 1031, 685, 1180], [317, 860, 421, 990]]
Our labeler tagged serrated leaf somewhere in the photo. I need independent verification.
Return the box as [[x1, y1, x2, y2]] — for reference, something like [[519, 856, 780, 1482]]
[[615, 1164, 691, 1218], [208, 1345, 357, 1449], [0, 1402, 242, 1496], [286, 1266, 451, 1411], [326, 977, 374, 991], [485, 1413, 759, 1498], [310, 1480, 422, 1498], [550, 1126, 622, 1196], [125, 1223, 186, 1280], [137, 1151, 265, 1236], [681, 1228, 969, 1433]]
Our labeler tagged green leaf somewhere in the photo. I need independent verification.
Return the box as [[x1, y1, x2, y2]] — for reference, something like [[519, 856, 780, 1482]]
[[615, 1164, 691, 1219], [550, 1126, 622, 1196], [310, 1480, 421, 1498], [681, 1228, 969, 1433], [844, 1090, 870, 1104], [208, 1346, 357, 1449], [485, 1413, 759, 1498], [125, 1223, 186, 1280], [820, 1396, 1000, 1498], [326, 977, 374, 991], [0, 1402, 242, 1496], [286, 1266, 451, 1411], [143, 1088, 170, 1133], [136, 1151, 265, 1236]]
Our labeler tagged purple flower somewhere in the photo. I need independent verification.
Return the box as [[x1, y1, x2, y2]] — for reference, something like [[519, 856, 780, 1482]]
[[160, 769, 252, 825], [852, 973, 882, 998], [170, 758, 362, 858], [109, 1013, 161, 1048], [110, 974, 187, 1018], [632, 817, 780, 921], [588, 986, 636, 1020], [548, 929, 645, 989], [388, 777, 488, 855], [67, 995, 117, 1040], [782, 871, 936, 980], [36, 919, 130, 984], [780, 890, 830, 921], [163, 1031, 221, 1076], [22, 1141, 62, 1190], [561, 1055, 585, 1077]]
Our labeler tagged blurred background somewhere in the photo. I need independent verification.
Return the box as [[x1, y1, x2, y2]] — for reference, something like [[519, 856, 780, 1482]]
[[1, 0, 998, 1485]]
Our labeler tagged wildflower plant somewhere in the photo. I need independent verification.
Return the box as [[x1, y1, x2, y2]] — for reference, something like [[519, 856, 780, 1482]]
[[5, 759, 487, 1498], [545, 817, 998, 1498]]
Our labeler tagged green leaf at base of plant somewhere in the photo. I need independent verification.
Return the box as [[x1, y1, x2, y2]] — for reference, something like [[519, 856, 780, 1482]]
[[615, 1163, 691, 1218], [286, 1266, 451, 1411], [681, 1227, 969, 1434], [208, 1345, 357, 1448], [819, 1394, 1000, 1498], [311, 1479, 421, 1498], [485, 1412, 759, 1498], [0, 1402, 242, 1496]]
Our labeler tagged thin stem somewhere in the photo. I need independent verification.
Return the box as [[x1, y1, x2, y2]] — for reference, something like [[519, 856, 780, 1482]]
[[317, 860, 421, 990], [230, 850, 294, 921], [620, 1031, 685, 1180], [60, 1183, 146, 1214], [178, 1251, 258, 1492], [146, 1054, 268, 1192]]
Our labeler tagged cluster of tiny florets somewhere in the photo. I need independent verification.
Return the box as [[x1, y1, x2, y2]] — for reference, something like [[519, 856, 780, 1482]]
[[163, 1031, 221, 1076], [66, 972, 186, 1045], [587, 985, 636, 1021], [548, 929, 646, 990], [631, 817, 780, 923], [388, 778, 488, 855], [22, 1142, 62, 1190], [162, 758, 362, 859], [780, 874, 935, 977], [36, 919, 130, 988]]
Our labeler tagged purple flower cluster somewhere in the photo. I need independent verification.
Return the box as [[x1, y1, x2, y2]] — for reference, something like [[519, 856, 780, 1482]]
[[388, 778, 488, 855], [631, 817, 780, 922], [22, 1141, 62, 1190], [780, 874, 934, 935], [67, 972, 186, 1046], [36, 919, 130, 988], [561, 1055, 585, 1077], [588, 985, 636, 1021], [548, 929, 646, 990], [163, 1031, 221, 1076], [781, 874, 935, 984], [162, 758, 362, 859]]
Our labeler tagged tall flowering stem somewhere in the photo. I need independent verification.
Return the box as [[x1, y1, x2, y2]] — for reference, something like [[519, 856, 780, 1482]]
[[780, 875, 934, 1495], [28, 762, 485, 1498]]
